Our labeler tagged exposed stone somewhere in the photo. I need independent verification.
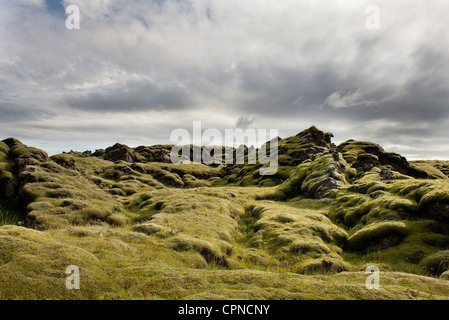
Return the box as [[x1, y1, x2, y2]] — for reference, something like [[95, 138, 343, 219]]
[[104, 143, 135, 163], [348, 184, 370, 194], [422, 202, 449, 222], [3, 180, 15, 198], [364, 234, 402, 253], [92, 149, 105, 157], [380, 170, 395, 180]]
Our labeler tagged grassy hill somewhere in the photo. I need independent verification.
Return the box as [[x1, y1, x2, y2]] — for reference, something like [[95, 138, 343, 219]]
[[2, 127, 449, 299]]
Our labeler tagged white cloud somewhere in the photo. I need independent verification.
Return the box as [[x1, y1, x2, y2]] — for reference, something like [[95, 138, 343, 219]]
[[324, 90, 373, 109]]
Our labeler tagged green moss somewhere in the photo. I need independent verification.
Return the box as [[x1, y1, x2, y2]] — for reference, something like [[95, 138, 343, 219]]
[[108, 188, 126, 196], [246, 203, 348, 273], [440, 271, 449, 280], [171, 235, 230, 266], [132, 222, 174, 237], [410, 161, 448, 179], [348, 221, 408, 252], [343, 218, 449, 274], [330, 187, 419, 229], [0, 226, 103, 299], [384, 179, 449, 221], [338, 140, 383, 166], [50, 154, 76, 169], [5, 133, 449, 299], [18, 161, 122, 229], [421, 251, 449, 275], [298, 257, 350, 273], [153, 169, 184, 187], [0, 142, 9, 155], [99, 265, 449, 299], [419, 190, 449, 208], [417, 161, 449, 178], [9, 143, 48, 161], [278, 153, 348, 199], [182, 174, 211, 188], [79, 207, 113, 223], [106, 214, 127, 227]]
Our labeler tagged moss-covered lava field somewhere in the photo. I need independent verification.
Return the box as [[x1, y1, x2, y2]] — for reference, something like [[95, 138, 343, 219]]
[[2, 127, 449, 299]]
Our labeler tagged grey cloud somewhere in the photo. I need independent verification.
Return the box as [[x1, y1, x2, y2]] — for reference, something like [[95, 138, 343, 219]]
[[0, 0, 448, 159], [236, 116, 255, 129], [65, 79, 194, 112]]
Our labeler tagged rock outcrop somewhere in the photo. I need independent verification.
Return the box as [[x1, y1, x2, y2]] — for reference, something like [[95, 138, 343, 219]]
[[104, 143, 136, 163]]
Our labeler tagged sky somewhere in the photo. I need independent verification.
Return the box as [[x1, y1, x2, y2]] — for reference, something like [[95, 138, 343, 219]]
[[0, 0, 448, 159]]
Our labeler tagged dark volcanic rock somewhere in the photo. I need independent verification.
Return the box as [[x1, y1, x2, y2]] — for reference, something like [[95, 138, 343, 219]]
[[364, 234, 403, 253], [422, 202, 449, 222], [51, 154, 76, 170], [348, 184, 370, 194], [134, 146, 172, 163], [92, 149, 105, 157], [380, 169, 395, 180], [277, 127, 336, 166], [0, 138, 48, 210], [104, 143, 135, 163], [296, 126, 333, 149], [354, 153, 380, 171], [338, 139, 429, 179], [379, 152, 427, 179], [2, 137, 23, 149]]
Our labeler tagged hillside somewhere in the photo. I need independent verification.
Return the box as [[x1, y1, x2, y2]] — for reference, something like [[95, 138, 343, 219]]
[[2, 126, 449, 299]]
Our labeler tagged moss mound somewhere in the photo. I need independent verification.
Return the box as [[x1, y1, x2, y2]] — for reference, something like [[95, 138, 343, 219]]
[[0, 226, 103, 299], [3, 138, 48, 162], [421, 251, 449, 276], [248, 203, 348, 272], [348, 221, 408, 252], [278, 153, 348, 199], [0, 142, 9, 155]]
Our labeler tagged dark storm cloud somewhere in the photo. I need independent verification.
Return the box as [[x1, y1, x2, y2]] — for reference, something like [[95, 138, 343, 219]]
[[65, 79, 194, 112], [225, 43, 449, 125], [0, 102, 56, 123], [236, 116, 255, 129], [0, 103, 31, 122]]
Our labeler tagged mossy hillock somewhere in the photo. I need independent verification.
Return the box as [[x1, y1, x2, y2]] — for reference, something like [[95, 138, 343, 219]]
[[219, 126, 339, 188], [0, 225, 102, 299]]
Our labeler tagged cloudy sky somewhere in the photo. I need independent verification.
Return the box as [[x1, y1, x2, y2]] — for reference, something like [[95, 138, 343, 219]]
[[0, 0, 448, 159]]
